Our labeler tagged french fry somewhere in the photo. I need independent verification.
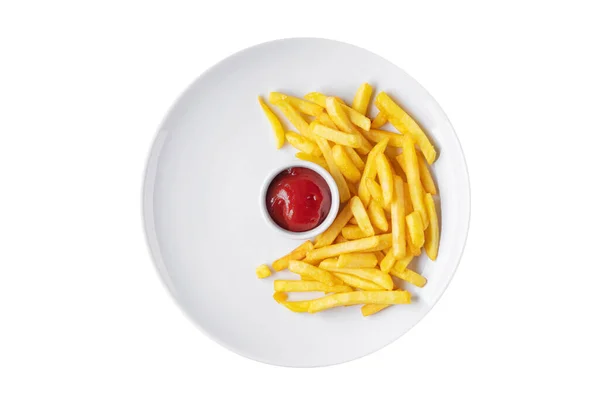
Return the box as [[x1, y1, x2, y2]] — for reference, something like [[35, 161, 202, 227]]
[[380, 249, 397, 273], [305, 234, 392, 262], [424, 193, 440, 260], [361, 304, 390, 316], [319, 258, 338, 269], [319, 267, 393, 290], [273, 100, 317, 141], [402, 182, 421, 256], [288, 260, 340, 286], [344, 147, 365, 171], [417, 152, 437, 195], [391, 176, 407, 258], [373, 251, 385, 263], [258, 96, 285, 148], [375, 91, 436, 164], [281, 300, 311, 313], [350, 196, 375, 236], [314, 136, 351, 202], [352, 83, 373, 115], [362, 129, 403, 147], [371, 112, 388, 129], [272, 240, 314, 271], [295, 152, 328, 170], [317, 112, 338, 129], [392, 253, 414, 273], [400, 134, 429, 228], [337, 253, 378, 268], [332, 145, 361, 183], [334, 234, 347, 244], [268, 92, 324, 116], [375, 153, 394, 207], [367, 201, 389, 232], [273, 292, 288, 303], [274, 280, 352, 293], [301, 275, 316, 281], [315, 202, 353, 248], [285, 132, 322, 156], [305, 92, 372, 130], [406, 211, 425, 248], [308, 290, 411, 313], [332, 273, 384, 291], [256, 264, 272, 279], [358, 138, 389, 205], [325, 97, 372, 154], [366, 178, 385, 207], [311, 123, 362, 148], [390, 267, 427, 288], [342, 225, 370, 240]]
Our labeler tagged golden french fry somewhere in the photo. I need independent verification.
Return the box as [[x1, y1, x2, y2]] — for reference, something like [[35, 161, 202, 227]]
[[361, 304, 391, 316], [344, 147, 365, 171], [273, 292, 288, 303], [375, 91, 436, 164], [365, 178, 385, 207], [314, 135, 351, 202], [350, 196, 375, 236], [352, 83, 373, 115], [311, 123, 362, 148], [371, 112, 388, 129], [325, 97, 373, 154], [392, 253, 414, 273], [281, 300, 311, 312], [305, 234, 392, 262], [332, 145, 361, 183], [400, 133, 429, 228], [317, 112, 338, 129], [315, 202, 353, 248], [305, 92, 372, 130], [319, 258, 338, 269], [288, 260, 340, 286], [406, 211, 425, 248], [256, 264, 272, 279], [285, 132, 321, 156], [308, 290, 411, 313], [367, 201, 388, 232], [334, 234, 347, 244], [342, 225, 370, 240], [375, 153, 394, 207], [301, 275, 316, 281], [417, 152, 437, 195], [380, 249, 397, 273], [272, 240, 314, 271], [424, 193, 439, 260], [273, 100, 317, 141], [258, 96, 285, 148], [362, 129, 403, 147], [332, 273, 384, 291], [295, 152, 328, 170], [390, 267, 427, 288], [269, 92, 324, 116], [337, 253, 378, 268], [274, 280, 352, 293], [358, 138, 389, 205], [391, 176, 407, 258], [319, 267, 393, 290]]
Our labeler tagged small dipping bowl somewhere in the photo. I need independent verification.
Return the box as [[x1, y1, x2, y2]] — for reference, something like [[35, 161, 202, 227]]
[[259, 161, 340, 240]]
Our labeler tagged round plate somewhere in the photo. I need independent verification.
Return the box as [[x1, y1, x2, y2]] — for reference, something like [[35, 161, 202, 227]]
[[143, 38, 470, 367]]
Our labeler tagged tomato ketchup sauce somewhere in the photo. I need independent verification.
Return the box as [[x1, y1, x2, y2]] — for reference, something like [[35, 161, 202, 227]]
[[266, 167, 332, 232]]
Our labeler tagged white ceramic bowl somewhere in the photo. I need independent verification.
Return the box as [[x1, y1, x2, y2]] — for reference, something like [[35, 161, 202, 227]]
[[258, 160, 340, 240]]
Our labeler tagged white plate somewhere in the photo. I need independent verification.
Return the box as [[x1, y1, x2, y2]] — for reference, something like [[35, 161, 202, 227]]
[[143, 38, 470, 367]]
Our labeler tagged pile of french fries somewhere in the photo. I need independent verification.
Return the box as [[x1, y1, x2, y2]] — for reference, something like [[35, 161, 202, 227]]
[[257, 83, 440, 316]]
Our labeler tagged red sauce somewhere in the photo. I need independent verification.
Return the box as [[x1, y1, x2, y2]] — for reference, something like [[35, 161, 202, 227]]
[[266, 167, 332, 232]]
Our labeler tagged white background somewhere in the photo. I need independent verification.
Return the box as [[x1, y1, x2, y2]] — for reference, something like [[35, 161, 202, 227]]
[[1, 1, 599, 399]]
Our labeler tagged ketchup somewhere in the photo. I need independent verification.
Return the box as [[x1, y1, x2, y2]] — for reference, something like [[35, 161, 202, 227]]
[[266, 167, 332, 232]]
